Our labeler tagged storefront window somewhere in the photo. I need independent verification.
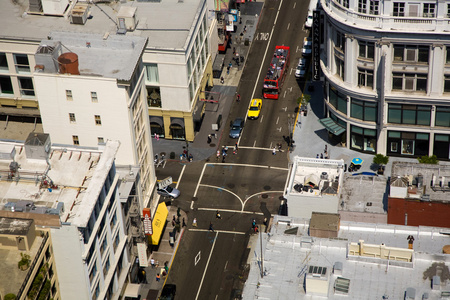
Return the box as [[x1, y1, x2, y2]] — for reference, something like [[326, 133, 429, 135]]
[[387, 131, 429, 156], [434, 134, 450, 160], [350, 125, 376, 153], [329, 85, 347, 114]]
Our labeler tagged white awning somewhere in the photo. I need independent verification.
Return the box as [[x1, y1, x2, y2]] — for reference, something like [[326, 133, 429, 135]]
[[124, 283, 141, 298]]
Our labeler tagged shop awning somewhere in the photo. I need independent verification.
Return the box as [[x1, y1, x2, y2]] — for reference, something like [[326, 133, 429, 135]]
[[319, 118, 346, 136], [123, 283, 141, 298], [150, 202, 169, 245]]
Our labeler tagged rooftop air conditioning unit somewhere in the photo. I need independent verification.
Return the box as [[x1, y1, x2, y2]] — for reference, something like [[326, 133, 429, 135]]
[[70, 3, 89, 25]]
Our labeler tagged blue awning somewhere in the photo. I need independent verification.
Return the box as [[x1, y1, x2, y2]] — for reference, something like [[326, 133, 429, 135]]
[[318, 118, 346, 135]]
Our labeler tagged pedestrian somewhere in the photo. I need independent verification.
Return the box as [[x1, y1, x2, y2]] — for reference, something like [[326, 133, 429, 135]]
[[209, 222, 214, 232], [254, 225, 259, 233], [172, 215, 176, 227], [150, 258, 155, 268], [177, 207, 181, 218], [222, 154, 226, 163], [233, 144, 237, 155], [192, 218, 198, 227], [156, 273, 161, 282], [320, 153, 324, 159], [220, 76, 224, 84], [244, 25, 247, 33], [142, 270, 148, 284], [277, 142, 282, 152], [156, 134, 160, 141], [233, 47, 236, 55], [216, 150, 221, 161], [224, 146, 228, 153], [229, 62, 232, 69], [407, 235, 415, 249], [189, 153, 193, 162], [236, 93, 241, 102], [207, 134, 212, 144], [324, 145, 328, 153], [235, 142, 239, 150], [164, 261, 169, 272], [216, 210, 222, 219], [272, 148, 276, 155], [182, 217, 187, 227], [263, 217, 268, 227], [252, 219, 256, 229], [316, 154, 319, 158], [183, 149, 188, 158]]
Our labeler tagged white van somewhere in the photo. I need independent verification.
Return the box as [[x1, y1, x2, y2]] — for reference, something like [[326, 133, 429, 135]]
[[305, 0, 318, 29]]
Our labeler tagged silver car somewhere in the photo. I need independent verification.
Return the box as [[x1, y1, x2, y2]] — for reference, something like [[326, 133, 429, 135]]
[[157, 186, 180, 198], [229, 118, 244, 139]]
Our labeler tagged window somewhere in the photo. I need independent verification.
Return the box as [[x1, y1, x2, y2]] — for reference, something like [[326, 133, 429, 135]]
[[329, 86, 347, 114], [93, 284, 100, 300], [145, 63, 159, 84], [146, 87, 161, 108], [393, 2, 405, 17], [444, 75, 450, 92], [336, 32, 345, 52], [94, 115, 102, 126], [359, 41, 374, 60], [392, 73, 427, 92], [103, 256, 110, 276], [89, 264, 97, 284], [446, 47, 450, 64], [114, 234, 120, 252], [447, 4, 450, 18], [101, 238, 108, 256], [393, 45, 429, 63], [388, 104, 430, 125], [69, 113, 76, 123], [435, 106, 450, 127], [0, 76, 13, 95], [73, 135, 79, 145], [358, 0, 367, 13], [336, 57, 345, 80], [91, 92, 98, 102], [350, 126, 376, 152], [0, 53, 8, 72], [343, 0, 349, 8], [14, 54, 30, 74], [19, 77, 35, 96], [98, 137, 104, 144], [351, 99, 377, 122], [369, 0, 379, 15], [423, 3, 435, 17], [66, 90, 73, 101], [358, 68, 374, 88]]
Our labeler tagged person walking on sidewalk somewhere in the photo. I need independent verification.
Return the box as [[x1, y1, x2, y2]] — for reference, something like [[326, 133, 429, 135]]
[[209, 222, 215, 232], [216, 150, 221, 162], [182, 217, 187, 227], [216, 210, 222, 219], [272, 148, 277, 155], [236, 93, 241, 102], [156, 273, 161, 282], [192, 218, 198, 227]]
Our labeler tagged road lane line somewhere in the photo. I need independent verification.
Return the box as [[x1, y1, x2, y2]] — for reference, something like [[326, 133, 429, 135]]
[[224, 260, 228, 270], [195, 231, 219, 300], [260, 115, 264, 122], [293, 2, 296, 9], [176, 164, 186, 189], [205, 162, 289, 171], [189, 228, 247, 234], [197, 184, 244, 208], [253, 140, 257, 147], [243, 190, 285, 207], [192, 163, 209, 209], [276, 116, 279, 124]]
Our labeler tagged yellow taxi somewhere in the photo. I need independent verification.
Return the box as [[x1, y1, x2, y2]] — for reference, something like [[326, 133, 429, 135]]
[[247, 98, 262, 120]]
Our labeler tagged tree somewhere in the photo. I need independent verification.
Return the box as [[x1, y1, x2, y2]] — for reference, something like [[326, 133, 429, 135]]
[[417, 155, 438, 164], [5, 294, 17, 300], [18, 253, 30, 271], [373, 154, 389, 167], [297, 94, 311, 107]]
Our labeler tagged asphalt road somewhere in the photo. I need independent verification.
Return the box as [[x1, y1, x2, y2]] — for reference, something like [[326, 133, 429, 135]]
[[160, 0, 311, 298]]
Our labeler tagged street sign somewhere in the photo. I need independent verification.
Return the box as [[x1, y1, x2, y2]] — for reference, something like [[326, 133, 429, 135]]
[[157, 176, 173, 189], [143, 208, 152, 236], [137, 243, 148, 267]]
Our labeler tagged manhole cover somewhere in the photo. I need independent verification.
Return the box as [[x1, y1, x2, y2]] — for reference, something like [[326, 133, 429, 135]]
[[228, 183, 235, 189], [263, 185, 271, 191], [262, 194, 268, 199]]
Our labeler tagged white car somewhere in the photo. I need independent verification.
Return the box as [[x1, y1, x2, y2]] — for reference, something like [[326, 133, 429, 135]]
[[305, 14, 313, 28], [295, 58, 307, 78], [302, 37, 312, 56]]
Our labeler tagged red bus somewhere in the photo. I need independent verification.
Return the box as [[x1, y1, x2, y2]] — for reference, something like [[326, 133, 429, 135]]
[[263, 45, 290, 99]]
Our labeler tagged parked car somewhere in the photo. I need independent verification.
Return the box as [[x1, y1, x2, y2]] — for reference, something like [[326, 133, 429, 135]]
[[302, 37, 312, 56], [305, 13, 313, 28], [247, 98, 262, 119], [295, 58, 307, 78], [160, 284, 176, 300], [157, 185, 180, 199], [229, 118, 244, 138]]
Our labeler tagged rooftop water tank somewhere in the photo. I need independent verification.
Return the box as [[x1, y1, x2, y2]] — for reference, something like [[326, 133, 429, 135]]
[[58, 52, 80, 75]]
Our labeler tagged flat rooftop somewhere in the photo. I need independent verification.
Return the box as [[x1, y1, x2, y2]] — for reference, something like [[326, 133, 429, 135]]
[[243, 215, 450, 299], [0, 140, 119, 228], [37, 31, 147, 81], [1, 0, 204, 51], [0, 217, 33, 235], [391, 162, 450, 202]]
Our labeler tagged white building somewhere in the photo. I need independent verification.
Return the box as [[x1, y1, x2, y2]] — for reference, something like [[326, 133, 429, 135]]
[[284, 156, 345, 218], [0, 0, 218, 142], [317, 0, 450, 161], [0, 138, 131, 300]]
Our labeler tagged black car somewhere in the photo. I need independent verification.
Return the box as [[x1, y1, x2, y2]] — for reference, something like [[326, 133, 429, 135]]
[[160, 284, 176, 300]]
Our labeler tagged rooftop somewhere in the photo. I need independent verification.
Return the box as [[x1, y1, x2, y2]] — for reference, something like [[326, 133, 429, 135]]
[[0, 139, 119, 228], [1, 0, 204, 51], [0, 217, 33, 236], [36, 31, 147, 81], [243, 215, 450, 299], [390, 162, 450, 202]]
